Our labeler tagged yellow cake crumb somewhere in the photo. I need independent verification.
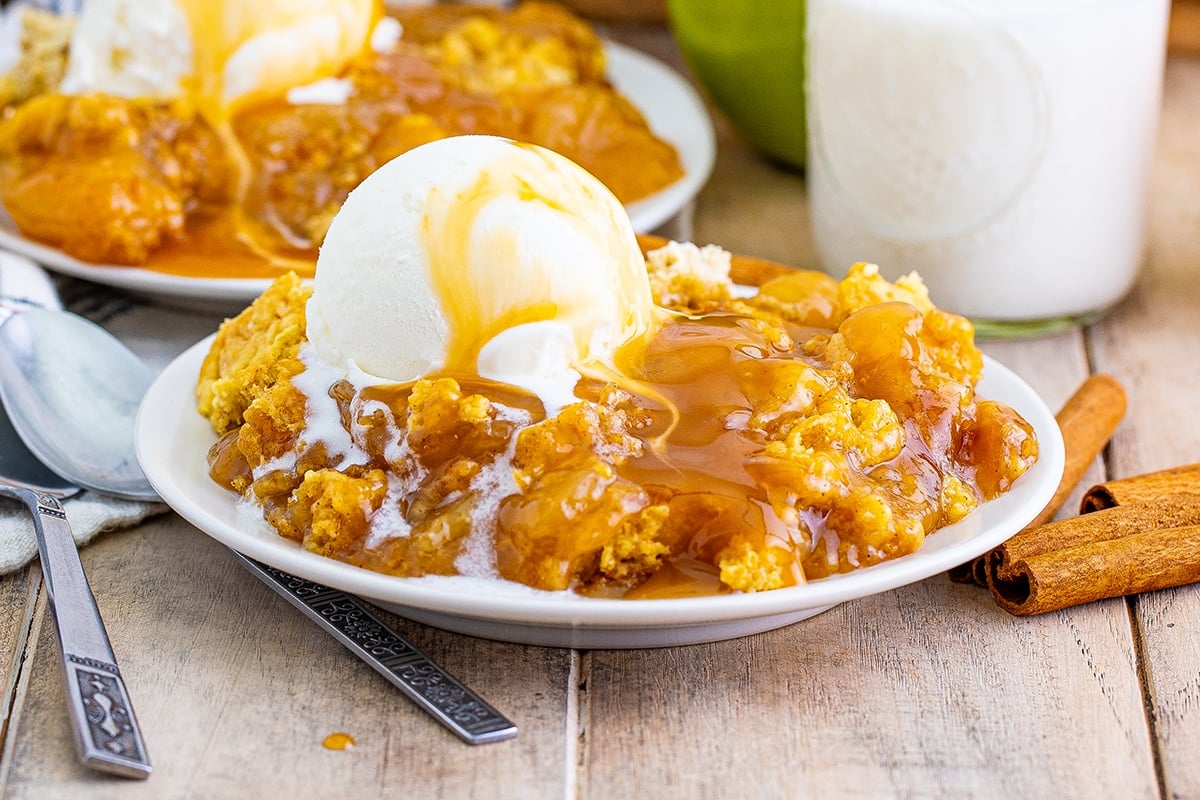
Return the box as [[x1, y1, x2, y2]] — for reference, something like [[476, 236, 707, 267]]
[[0, 9, 73, 110], [197, 272, 311, 435]]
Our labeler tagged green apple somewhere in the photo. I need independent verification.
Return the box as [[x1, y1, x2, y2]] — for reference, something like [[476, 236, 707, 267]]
[[666, 0, 806, 169]]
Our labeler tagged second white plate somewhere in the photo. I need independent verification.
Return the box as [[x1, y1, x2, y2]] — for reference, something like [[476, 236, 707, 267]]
[[0, 41, 715, 311]]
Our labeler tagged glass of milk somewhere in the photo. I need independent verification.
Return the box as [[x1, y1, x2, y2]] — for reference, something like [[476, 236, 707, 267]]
[[805, 0, 1170, 336]]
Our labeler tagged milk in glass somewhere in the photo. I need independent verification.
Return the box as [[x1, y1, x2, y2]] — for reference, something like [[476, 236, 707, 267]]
[[806, 0, 1170, 332]]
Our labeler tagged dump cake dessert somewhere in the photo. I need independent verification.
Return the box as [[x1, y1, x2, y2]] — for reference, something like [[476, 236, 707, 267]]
[[196, 136, 1037, 598]]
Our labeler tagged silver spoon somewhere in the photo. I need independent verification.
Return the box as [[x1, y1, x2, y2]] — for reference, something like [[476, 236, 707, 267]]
[[0, 311, 153, 779], [0, 308, 517, 746]]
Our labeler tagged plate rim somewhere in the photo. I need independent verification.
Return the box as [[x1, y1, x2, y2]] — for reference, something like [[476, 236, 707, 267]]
[[0, 40, 715, 304], [136, 336, 1066, 632]]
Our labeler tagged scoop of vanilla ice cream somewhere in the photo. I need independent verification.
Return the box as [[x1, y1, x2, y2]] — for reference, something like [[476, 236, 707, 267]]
[[59, 0, 192, 98], [60, 0, 376, 111], [307, 135, 659, 410]]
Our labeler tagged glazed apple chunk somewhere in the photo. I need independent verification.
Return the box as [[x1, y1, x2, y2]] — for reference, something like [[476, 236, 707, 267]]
[[198, 244, 1038, 598]]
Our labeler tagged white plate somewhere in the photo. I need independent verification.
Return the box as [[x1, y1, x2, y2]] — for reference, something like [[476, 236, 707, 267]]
[[136, 339, 1065, 649], [0, 41, 714, 310]]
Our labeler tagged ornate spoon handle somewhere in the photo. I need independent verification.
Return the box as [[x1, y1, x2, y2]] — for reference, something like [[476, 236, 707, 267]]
[[6, 487, 152, 779], [226, 549, 518, 745]]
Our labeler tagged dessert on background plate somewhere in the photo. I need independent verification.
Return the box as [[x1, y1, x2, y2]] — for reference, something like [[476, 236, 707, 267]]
[[195, 135, 1039, 600], [0, 1, 683, 277]]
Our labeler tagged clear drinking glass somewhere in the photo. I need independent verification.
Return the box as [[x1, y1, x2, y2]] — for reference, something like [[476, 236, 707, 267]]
[[805, 0, 1171, 336]]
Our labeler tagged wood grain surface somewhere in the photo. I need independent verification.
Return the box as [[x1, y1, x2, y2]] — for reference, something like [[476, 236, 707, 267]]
[[0, 24, 1197, 800], [1088, 56, 1200, 800]]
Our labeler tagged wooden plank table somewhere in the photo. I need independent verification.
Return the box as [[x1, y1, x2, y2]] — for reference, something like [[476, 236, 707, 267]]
[[1, 26, 1198, 800]]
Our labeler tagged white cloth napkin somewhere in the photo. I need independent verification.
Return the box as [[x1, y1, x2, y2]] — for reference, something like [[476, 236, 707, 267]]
[[0, 494, 166, 573], [0, 251, 222, 574]]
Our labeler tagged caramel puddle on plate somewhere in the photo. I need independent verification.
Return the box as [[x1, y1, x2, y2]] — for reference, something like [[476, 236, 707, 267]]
[[144, 209, 316, 280], [322, 732, 357, 751]]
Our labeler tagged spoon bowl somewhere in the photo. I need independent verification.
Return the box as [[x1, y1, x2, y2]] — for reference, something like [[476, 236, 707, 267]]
[[0, 309, 158, 502], [0, 393, 77, 497]]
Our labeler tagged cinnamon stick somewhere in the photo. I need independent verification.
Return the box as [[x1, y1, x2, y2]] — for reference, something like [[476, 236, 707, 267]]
[[993, 494, 1200, 566], [949, 374, 1127, 584], [946, 562, 977, 584], [978, 462, 1200, 614], [1030, 374, 1128, 526], [1080, 462, 1200, 512], [986, 496, 1200, 615], [989, 525, 1200, 615]]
